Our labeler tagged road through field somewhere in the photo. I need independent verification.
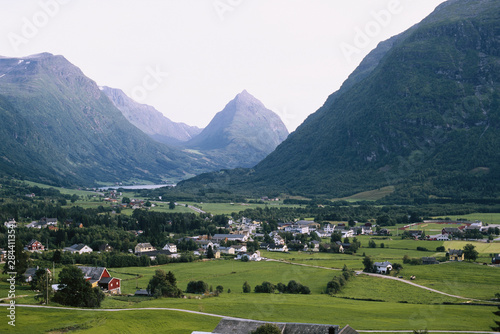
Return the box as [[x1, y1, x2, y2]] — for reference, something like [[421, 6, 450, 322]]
[[266, 258, 495, 302], [1, 304, 499, 334]]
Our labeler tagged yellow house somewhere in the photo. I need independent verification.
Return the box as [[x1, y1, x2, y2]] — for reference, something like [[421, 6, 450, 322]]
[[448, 249, 464, 261]]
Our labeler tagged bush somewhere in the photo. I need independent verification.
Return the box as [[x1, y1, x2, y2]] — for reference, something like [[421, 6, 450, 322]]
[[251, 323, 281, 334], [416, 247, 428, 251], [186, 281, 208, 294], [255, 281, 276, 293], [436, 246, 446, 252], [242, 281, 251, 293]]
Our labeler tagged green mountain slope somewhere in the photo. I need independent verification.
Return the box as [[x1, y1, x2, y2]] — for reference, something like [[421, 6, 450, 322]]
[[177, 0, 500, 201], [183, 90, 289, 168], [0, 53, 215, 186]]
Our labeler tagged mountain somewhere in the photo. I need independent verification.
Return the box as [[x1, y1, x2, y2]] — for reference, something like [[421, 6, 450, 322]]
[[0, 53, 215, 186], [101, 86, 202, 145], [177, 0, 500, 201], [184, 90, 289, 168]]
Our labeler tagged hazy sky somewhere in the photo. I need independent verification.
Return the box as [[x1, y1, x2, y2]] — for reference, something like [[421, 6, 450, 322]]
[[0, 0, 446, 131]]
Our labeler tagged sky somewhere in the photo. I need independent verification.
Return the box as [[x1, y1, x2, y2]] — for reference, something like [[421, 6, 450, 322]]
[[0, 0, 447, 131]]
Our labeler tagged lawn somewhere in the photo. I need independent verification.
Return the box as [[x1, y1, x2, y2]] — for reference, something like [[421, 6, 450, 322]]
[[2, 259, 499, 332], [0, 307, 221, 334], [398, 261, 500, 300], [178, 201, 299, 215], [434, 213, 500, 225]]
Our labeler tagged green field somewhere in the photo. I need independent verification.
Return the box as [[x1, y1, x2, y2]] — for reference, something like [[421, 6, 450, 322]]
[[0, 307, 221, 334], [177, 201, 299, 215], [2, 258, 499, 332], [332, 186, 395, 202], [434, 213, 500, 225]]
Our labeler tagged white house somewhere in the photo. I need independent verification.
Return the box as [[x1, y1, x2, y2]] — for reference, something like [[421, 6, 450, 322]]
[[341, 229, 354, 238], [162, 243, 177, 253], [267, 244, 288, 252], [429, 234, 449, 241], [374, 261, 392, 274], [233, 245, 247, 253], [212, 234, 248, 242], [63, 243, 93, 254], [273, 235, 285, 245], [219, 246, 236, 255], [324, 224, 335, 234], [135, 243, 155, 254], [235, 251, 261, 261], [285, 225, 309, 234]]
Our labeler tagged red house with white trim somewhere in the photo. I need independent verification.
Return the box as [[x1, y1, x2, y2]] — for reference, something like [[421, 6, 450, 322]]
[[78, 266, 121, 294], [26, 239, 44, 251]]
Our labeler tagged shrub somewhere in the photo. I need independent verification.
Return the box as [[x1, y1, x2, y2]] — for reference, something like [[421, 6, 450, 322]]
[[186, 281, 208, 294]]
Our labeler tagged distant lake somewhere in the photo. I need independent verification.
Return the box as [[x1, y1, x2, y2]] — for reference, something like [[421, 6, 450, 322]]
[[99, 184, 174, 190]]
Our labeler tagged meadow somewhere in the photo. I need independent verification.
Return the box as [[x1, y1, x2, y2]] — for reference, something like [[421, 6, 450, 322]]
[[2, 258, 498, 333]]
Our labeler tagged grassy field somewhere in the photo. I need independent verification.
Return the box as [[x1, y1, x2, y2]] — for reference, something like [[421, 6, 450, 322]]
[[176, 201, 300, 215], [0, 307, 221, 334], [2, 259, 498, 332], [433, 213, 500, 225], [332, 186, 395, 202]]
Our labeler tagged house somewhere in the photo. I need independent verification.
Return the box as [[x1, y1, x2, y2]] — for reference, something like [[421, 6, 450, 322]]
[[98, 243, 113, 252], [203, 318, 340, 334], [421, 257, 439, 265], [23, 267, 52, 283], [78, 266, 121, 294], [361, 225, 372, 235], [233, 245, 247, 253], [235, 251, 262, 261], [219, 246, 236, 255], [267, 244, 288, 252], [4, 219, 16, 228], [273, 235, 285, 245], [162, 243, 177, 253], [26, 239, 44, 252], [63, 243, 93, 254], [23, 267, 38, 283], [428, 234, 449, 241], [448, 249, 464, 261], [442, 228, 461, 236], [341, 229, 354, 238], [324, 224, 335, 234], [196, 240, 216, 250], [212, 234, 248, 242], [310, 240, 320, 252], [492, 254, 500, 265], [374, 261, 392, 274], [135, 289, 151, 296], [137, 249, 175, 260], [135, 243, 155, 254], [285, 224, 309, 234]]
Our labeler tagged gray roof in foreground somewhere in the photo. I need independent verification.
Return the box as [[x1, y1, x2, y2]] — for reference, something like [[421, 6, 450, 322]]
[[213, 318, 339, 334]]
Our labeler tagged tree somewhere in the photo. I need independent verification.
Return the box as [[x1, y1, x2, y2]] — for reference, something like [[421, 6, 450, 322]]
[[463, 244, 478, 262], [169, 201, 176, 210], [255, 281, 276, 293], [326, 279, 341, 294], [348, 219, 356, 227], [53, 266, 105, 308], [52, 250, 62, 263], [368, 240, 377, 248], [122, 197, 130, 204], [216, 285, 224, 293], [251, 323, 281, 334], [147, 269, 182, 298], [32, 268, 53, 304], [330, 232, 342, 243], [362, 256, 374, 273], [243, 281, 251, 293], [186, 280, 208, 294], [207, 245, 215, 259]]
